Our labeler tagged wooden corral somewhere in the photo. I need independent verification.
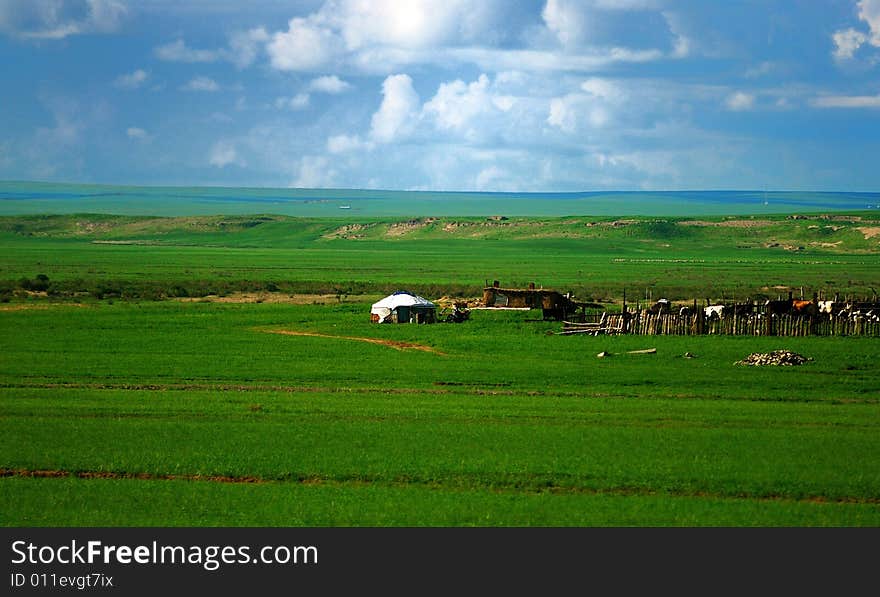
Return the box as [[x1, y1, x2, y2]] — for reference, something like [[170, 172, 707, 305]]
[[560, 307, 880, 337], [482, 281, 603, 320]]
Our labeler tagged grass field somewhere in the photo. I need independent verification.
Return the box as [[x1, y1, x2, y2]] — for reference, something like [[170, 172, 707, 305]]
[[1, 211, 879, 302], [1, 301, 879, 526], [1, 207, 879, 526]]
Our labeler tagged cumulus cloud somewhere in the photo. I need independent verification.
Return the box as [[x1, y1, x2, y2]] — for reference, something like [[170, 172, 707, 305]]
[[423, 74, 495, 132], [293, 155, 337, 188], [0, 0, 127, 40], [542, 0, 589, 48], [547, 77, 624, 132], [475, 165, 509, 190], [156, 28, 269, 68], [724, 91, 755, 111], [181, 76, 220, 92], [831, 0, 880, 60], [859, 0, 880, 44], [833, 28, 869, 60], [114, 69, 148, 90], [332, 0, 504, 50], [370, 74, 420, 143], [309, 75, 352, 94], [266, 17, 340, 71], [258, 0, 671, 75], [227, 27, 270, 69], [209, 140, 241, 167]]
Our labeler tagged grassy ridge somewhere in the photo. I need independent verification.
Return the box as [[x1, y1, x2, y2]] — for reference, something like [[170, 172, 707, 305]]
[[1, 213, 879, 301]]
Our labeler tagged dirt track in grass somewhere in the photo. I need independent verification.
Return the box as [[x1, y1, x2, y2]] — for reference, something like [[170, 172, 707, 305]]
[[262, 328, 446, 354], [3, 468, 879, 506]]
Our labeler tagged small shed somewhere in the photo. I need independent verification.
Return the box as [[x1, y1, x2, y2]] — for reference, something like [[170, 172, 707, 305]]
[[371, 291, 437, 324]]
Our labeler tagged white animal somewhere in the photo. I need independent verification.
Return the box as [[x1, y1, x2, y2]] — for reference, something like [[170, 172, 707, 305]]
[[704, 305, 725, 320]]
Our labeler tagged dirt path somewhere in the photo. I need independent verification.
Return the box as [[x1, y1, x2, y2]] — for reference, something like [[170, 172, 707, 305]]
[[4, 467, 878, 505], [0, 303, 89, 312], [263, 329, 446, 354]]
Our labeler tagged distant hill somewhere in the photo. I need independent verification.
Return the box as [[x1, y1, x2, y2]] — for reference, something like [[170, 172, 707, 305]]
[[2, 212, 878, 255], [2, 181, 879, 217]]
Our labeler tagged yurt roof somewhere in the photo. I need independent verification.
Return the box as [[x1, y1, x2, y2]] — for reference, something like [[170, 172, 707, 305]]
[[371, 291, 435, 310]]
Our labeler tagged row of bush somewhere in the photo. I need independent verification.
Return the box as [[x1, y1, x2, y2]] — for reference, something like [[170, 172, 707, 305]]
[[2, 275, 794, 307], [1, 275, 487, 303]]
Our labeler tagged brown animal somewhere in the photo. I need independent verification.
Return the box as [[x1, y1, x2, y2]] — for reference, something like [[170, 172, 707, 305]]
[[764, 298, 792, 316], [791, 299, 818, 317]]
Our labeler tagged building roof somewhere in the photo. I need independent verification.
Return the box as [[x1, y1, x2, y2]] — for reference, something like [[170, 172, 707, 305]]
[[371, 291, 435, 310]]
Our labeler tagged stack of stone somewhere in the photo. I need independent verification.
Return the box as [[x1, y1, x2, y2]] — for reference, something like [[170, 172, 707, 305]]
[[735, 350, 812, 366]]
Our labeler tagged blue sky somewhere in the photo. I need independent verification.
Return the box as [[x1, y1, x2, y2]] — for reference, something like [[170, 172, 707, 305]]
[[1, 0, 880, 192]]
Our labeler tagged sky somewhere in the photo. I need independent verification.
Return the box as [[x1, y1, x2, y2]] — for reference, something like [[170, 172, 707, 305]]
[[1, 0, 880, 192]]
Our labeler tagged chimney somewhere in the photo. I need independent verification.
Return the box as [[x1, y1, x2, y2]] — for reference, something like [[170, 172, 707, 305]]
[[528, 282, 535, 290], [493, 280, 500, 288]]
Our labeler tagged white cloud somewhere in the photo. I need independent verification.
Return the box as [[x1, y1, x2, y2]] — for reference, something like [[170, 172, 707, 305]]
[[833, 28, 868, 60], [370, 74, 420, 143], [181, 76, 220, 92], [542, 0, 588, 47], [475, 165, 509, 190], [423, 74, 496, 132], [156, 28, 269, 68], [447, 46, 664, 73], [581, 77, 624, 101], [126, 127, 148, 139], [254, 0, 673, 75], [275, 93, 310, 110], [155, 39, 220, 63], [831, 0, 880, 60], [0, 0, 127, 40], [810, 94, 880, 108], [227, 27, 269, 69], [209, 141, 241, 167], [114, 69, 148, 90], [547, 77, 623, 133], [744, 61, 777, 78], [327, 134, 373, 154], [724, 91, 755, 111], [662, 11, 691, 58], [293, 155, 337, 188], [332, 0, 504, 51], [309, 75, 352, 94], [859, 0, 880, 45], [266, 17, 340, 72]]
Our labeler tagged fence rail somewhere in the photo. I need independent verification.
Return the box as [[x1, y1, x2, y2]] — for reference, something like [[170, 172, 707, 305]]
[[565, 313, 880, 337]]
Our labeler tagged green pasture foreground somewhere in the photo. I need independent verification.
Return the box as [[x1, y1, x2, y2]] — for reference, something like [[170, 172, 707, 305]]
[[1, 301, 879, 526]]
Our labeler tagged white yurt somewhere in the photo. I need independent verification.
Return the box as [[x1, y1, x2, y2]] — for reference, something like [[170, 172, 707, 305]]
[[370, 291, 437, 324]]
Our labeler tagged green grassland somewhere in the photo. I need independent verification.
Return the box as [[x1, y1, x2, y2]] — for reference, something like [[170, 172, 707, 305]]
[[1, 302, 879, 526], [1, 212, 879, 302], [1, 212, 879, 526]]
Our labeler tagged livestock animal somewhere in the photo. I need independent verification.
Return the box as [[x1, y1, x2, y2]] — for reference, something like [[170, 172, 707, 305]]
[[732, 302, 756, 316], [790, 299, 818, 317], [818, 301, 846, 317], [645, 299, 670, 314], [847, 306, 880, 322], [704, 305, 726, 320], [764, 298, 793, 316]]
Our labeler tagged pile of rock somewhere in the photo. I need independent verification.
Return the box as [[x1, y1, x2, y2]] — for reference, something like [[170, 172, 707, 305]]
[[735, 350, 812, 366]]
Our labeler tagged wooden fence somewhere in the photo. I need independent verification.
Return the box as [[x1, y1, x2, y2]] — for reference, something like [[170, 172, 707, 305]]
[[563, 313, 880, 337]]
